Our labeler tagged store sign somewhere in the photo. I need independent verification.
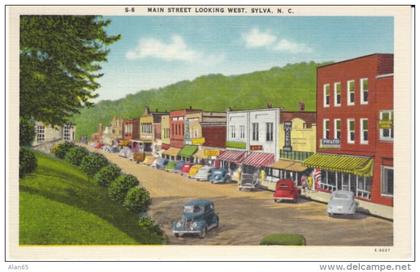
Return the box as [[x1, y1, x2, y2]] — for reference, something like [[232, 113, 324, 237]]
[[379, 120, 393, 129], [204, 150, 220, 157], [283, 121, 293, 152], [192, 137, 205, 145], [321, 139, 340, 148], [250, 145, 263, 151]]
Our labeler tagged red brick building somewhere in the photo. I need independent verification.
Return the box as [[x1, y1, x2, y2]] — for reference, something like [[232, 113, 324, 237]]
[[305, 53, 393, 206], [122, 118, 140, 141], [169, 107, 201, 148]]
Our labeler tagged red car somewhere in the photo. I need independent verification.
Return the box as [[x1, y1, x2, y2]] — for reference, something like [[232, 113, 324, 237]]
[[94, 142, 104, 149], [273, 179, 301, 203], [181, 163, 194, 175]]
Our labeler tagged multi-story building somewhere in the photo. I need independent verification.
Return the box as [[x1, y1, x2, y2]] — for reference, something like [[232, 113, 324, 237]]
[[32, 121, 76, 147], [139, 107, 166, 155], [304, 53, 393, 206], [160, 115, 171, 151], [110, 116, 124, 142]]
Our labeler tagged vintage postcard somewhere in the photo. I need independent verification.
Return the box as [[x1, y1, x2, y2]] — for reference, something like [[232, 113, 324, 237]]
[[6, 5, 414, 262]]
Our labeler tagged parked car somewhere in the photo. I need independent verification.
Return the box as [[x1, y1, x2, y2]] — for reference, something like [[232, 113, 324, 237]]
[[181, 163, 194, 175], [239, 172, 259, 191], [194, 166, 215, 181], [209, 168, 231, 184], [173, 160, 186, 173], [155, 158, 169, 170], [133, 152, 146, 164], [273, 179, 301, 203], [172, 199, 219, 238], [94, 142, 103, 149], [151, 158, 159, 168], [188, 164, 203, 178], [327, 190, 358, 216], [119, 147, 132, 159], [165, 160, 177, 172]]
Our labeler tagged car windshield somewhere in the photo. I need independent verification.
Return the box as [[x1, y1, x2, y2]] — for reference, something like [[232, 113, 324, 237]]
[[334, 193, 351, 199], [184, 205, 203, 214]]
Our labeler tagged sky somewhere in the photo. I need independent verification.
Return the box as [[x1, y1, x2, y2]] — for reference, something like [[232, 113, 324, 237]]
[[96, 16, 393, 102]]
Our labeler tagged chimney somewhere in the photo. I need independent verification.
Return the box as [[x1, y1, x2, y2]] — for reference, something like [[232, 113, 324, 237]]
[[227, 107, 232, 112], [267, 103, 272, 108], [299, 102, 305, 111], [189, 105, 192, 110], [144, 106, 150, 115]]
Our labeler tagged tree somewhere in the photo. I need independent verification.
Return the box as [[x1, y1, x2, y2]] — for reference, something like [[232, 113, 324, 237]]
[[20, 16, 120, 126]]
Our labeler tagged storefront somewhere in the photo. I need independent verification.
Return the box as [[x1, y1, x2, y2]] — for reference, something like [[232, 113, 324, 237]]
[[162, 147, 181, 161], [265, 159, 309, 188], [216, 150, 246, 182], [178, 145, 198, 162], [193, 148, 222, 167], [304, 153, 373, 201]]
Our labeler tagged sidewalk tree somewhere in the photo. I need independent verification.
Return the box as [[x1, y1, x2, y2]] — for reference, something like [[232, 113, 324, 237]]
[[20, 15, 121, 126]]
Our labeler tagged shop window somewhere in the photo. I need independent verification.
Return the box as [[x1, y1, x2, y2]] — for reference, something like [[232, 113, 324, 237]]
[[320, 170, 337, 191], [347, 80, 355, 105], [381, 166, 394, 196], [323, 83, 330, 107], [347, 119, 355, 144], [357, 176, 372, 200], [334, 119, 341, 140], [334, 82, 341, 106], [323, 119, 330, 139], [360, 118, 369, 144], [252, 123, 259, 141], [36, 125, 45, 143], [380, 111, 394, 141], [266, 122, 273, 141], [360, 78, 369, 104]]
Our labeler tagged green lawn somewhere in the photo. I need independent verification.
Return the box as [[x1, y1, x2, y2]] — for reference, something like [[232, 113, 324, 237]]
[[19, 151, 164, 245]]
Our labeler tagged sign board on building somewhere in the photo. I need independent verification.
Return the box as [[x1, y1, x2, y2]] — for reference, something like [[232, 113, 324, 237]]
[[379, 120, 393, 129], [283, 121, 293, 152], [250, 145, 263, 151], [320, 139, 341, 148], [204, 150, 220, 157], [192, 137, 205, 145]]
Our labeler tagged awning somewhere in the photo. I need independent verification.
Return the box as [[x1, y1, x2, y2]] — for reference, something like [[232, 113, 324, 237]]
[[143, 155, 156, 165], [178, 145, 198, 158], [269, 159, 308, 172], [304, 153, 373, 177], [217, 150, 246, 163], [194, 148, 222, 159], [162, 147, 181, 157], [193, 149, 206, 160], [242, 152, 275, 168]]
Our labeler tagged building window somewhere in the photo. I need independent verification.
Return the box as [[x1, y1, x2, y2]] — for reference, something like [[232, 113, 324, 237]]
[[334, 119, 341, 140], [240, 125, 245, 139], [381, 166, 394, 196], [360, 78, 369, 104], [323, 83, 330, 107], [380, 111, 394, 141], [360, 118, 368, 144], [63, 125, 71, 141], [230, 125, 236, 138], [252, 123, 259, 141], [266, 122, 273, 141], [356, 176, 372, 200], [36, 125, 45, 143], [347, 119, 355, 144], [347, 80, 355, 105], [323, 119, 330, 139], [334, 82, 341, 106]]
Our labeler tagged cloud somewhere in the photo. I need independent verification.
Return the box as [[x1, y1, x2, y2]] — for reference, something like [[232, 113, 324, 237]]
[[242, 27, 313, 54], [242, 27, 277, 48], [274, 39, 313, 53], [126, 35, 201, 62]]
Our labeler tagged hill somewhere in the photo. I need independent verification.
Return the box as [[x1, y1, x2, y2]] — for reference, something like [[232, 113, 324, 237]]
[[72, 61, 325, 139], [19, 151, 164, 245]]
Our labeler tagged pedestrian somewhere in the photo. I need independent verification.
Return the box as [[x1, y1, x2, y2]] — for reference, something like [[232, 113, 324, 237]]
[[301, 175, 308, 192]]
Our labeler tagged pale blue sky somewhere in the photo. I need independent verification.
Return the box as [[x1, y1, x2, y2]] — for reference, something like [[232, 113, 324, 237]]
[[96, 16, 393, 102]]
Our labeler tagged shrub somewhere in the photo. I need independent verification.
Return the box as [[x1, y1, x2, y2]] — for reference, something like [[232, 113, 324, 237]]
[[80, 153, 109, 176], [64, 146, 89, 166], [259, 233, 306, 245], [19, 147, 37, 177], [19, 117, 35, 147], [94, 164, 122, 187], [138, 216, 163, 236], [123, 187, 151, 214], [52, 142, 75, 159], [108, 174, 139, 204]]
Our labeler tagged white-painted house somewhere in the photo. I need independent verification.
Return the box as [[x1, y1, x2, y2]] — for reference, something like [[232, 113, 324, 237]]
[[32, 121, 76, 147]]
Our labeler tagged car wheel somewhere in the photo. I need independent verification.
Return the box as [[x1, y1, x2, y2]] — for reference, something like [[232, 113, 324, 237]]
[[199, 227, 207, 239]]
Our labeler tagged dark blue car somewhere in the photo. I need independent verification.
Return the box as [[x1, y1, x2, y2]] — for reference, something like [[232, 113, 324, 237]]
[[173, 160, 186, 173], [155, 158, 169, 170], [209, 168, 231, 184], [172, 199, 219, 238]]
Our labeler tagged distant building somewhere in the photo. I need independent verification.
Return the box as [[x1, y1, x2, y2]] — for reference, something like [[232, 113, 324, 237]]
[[139, 107, 166, 155], [110, 116, 124, 141], [305, 53, 393, 207], [160, 115, 171, 151], [32, 121, 76, 147]]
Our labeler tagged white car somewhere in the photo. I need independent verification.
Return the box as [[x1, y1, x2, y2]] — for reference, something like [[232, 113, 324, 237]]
[[194, 166, 215, 181], [119, 147, 132, 159], [327, 190, 358, 216]]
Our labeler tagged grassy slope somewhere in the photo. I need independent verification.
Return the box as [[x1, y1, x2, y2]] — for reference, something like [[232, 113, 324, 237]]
[[72, 61, 325, 139], [20, 151, 163, 245]]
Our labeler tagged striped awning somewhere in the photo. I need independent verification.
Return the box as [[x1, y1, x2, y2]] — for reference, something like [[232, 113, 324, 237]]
[[162, 147, 181, 157], [217, 150, 246, 163], [269, 159, 308, 172], [242, 152, 275, 168], [304, 153, 373, 177]]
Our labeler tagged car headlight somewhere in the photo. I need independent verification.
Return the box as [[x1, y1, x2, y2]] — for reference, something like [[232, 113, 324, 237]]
[[176, 221, 182, 228], [192, 222, 198, 229]]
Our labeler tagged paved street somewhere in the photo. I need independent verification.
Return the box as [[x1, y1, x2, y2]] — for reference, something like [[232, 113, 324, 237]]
[[86, 146, 393, 246]]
